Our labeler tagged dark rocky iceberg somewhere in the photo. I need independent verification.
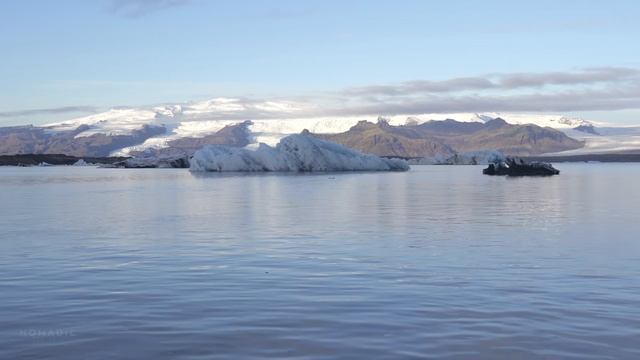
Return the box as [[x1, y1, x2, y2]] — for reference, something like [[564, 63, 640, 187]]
[[483, 158, 560, 176]]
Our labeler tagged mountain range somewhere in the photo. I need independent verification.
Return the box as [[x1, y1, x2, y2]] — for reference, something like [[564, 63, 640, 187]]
[[311, 118, 582, 157], [1, 98, 639, 158], [0, 123, 165, 157]]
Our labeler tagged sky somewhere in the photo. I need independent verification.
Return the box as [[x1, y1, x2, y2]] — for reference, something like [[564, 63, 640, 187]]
[[1, 0, 640, 125]]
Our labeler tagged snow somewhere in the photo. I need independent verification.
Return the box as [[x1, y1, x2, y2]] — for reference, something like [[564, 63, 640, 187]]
[[186, 98, 253, 114], [408, 112, 597, 128], [182, 98, 307, 119], [153, 105, 183, 118], [470, 113, 497, 123], [189, 134, 410, 172], [43, 108, 158, 138], [113, 137, 173, 156], [549, 127, 640, 155]]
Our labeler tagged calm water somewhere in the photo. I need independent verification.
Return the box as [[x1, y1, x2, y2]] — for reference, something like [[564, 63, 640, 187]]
[[1, 164, 639, 359]]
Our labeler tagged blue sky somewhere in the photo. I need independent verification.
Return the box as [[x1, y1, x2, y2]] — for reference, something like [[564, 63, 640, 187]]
[[1, 0, 640, 125]]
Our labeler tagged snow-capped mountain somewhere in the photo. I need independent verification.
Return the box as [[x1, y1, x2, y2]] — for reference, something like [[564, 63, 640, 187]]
[[438, 112, 595, 129], [43, 108, 160, 137], [39, 105, 598, 144], [2, 97, 639, 157]]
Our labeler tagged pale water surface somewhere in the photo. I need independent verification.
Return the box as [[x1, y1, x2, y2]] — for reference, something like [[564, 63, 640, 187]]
[[1, 164, 639, 359]]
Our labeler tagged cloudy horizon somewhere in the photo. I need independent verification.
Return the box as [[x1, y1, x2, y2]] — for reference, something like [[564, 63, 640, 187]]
[[1, 0, 639, 125]]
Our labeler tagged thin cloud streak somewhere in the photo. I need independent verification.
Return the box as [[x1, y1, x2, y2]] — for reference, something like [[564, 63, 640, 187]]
[[106, 0, 191, 18], [325, 86, 640, 117], [344, 77, 497, 96], [0, 106, 98, 118], [344, 67, 640, 96], [500, 67, 639, 88]]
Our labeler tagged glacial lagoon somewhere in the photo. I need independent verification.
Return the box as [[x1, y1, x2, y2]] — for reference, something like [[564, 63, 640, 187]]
[[1, 164, 639, 359]]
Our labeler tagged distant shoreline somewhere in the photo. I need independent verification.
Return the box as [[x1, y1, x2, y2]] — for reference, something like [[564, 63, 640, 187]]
[[523, 154, 640, 163], [383, 154, 640, 163], [0, 154, 128, 166], [3, 153, 640, 167]]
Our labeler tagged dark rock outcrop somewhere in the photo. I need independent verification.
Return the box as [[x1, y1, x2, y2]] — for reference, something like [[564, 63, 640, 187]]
[[312, 120, 456, 158], [114, 155, 190, 168], [483, 158, 560, 176], [573, 124, 600, 135]]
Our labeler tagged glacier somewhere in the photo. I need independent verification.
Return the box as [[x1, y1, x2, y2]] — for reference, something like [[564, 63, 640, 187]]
[[189, 133, 410, 172]]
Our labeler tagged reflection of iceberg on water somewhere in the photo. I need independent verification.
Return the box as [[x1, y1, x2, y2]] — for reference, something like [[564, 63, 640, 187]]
[[189, 133, 410, 172]]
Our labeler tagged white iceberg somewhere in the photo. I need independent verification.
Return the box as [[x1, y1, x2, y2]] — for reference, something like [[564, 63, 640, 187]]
[[72, 159, 94, 166], [189, 134, 409, 172]]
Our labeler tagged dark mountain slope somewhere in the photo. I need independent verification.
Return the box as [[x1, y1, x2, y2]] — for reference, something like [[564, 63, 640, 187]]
[[313, 120, 456, 158], [311, 118, 583, 157], [0, 124, 165, 157]]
